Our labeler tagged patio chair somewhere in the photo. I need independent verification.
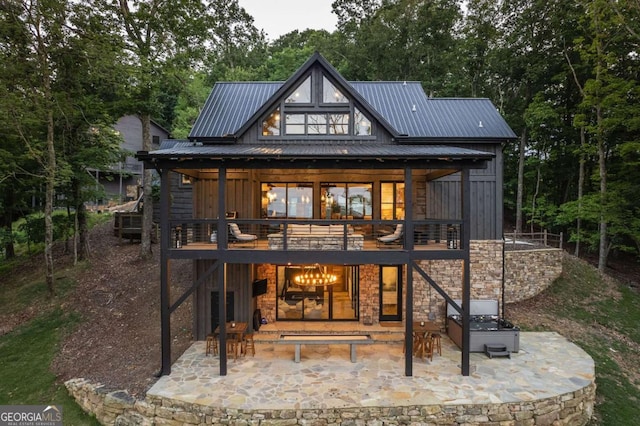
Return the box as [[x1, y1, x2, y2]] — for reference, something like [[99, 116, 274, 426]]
[[229, 223, 258, 247], [376, 224, 403, 247]]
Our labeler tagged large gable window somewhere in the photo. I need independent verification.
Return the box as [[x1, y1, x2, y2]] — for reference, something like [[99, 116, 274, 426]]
[[323, 76, 348, 103], [262, 69, 374, 137], [286, 76, 312, 103]]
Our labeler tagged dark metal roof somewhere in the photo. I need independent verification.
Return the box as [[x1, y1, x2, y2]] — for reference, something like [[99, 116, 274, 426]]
[[150, 140, 494, 160], [189, 82, 281, 139], [351, 82, 516, 139], [189, 80, 515, 141]]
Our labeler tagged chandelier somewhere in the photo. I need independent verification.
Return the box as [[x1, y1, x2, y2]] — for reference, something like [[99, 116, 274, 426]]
[[293, 264, 338, 287]]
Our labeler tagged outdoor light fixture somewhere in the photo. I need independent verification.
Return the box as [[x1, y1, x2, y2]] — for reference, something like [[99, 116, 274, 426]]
[[293, 263, 338, 287]]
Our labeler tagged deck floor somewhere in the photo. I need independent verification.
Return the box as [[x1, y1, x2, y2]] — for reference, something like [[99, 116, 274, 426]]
[[148, 330, 594, 411]]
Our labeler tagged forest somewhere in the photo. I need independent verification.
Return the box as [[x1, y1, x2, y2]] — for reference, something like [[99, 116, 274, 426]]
[[1, 0, 639, 289]]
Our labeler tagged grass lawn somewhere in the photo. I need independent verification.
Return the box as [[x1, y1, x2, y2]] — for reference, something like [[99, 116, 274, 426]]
[[0, 308, 100, 425], [528, 256, 640, 425]]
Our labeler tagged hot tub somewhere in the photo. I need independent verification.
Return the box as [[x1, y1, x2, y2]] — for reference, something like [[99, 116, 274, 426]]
[[446, 300, 520, 353]]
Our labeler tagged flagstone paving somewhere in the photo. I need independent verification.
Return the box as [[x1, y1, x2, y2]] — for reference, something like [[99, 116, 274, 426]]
[[148, 331, 594, 411]]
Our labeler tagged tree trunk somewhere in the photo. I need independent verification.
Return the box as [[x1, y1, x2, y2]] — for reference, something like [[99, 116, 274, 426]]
[[139, 114, 153, 259], [597, 103, 607, 272], [575, 126, 585, 257], [1, 191, 16, 259], [45, 107, 56, 296], [71, 178, 90, 261], [515, 127, 527, 234]]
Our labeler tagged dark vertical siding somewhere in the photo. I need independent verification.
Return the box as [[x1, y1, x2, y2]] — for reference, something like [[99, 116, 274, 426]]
[[425, 143, 501, 240], [193, 261, 254, 340]]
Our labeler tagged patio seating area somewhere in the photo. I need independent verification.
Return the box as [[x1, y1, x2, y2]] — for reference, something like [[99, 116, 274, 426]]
[[147, 331, 595, 424]]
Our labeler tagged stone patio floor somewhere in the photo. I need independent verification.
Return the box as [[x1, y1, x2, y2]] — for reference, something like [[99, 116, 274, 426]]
[[147, 331, 594, 411]]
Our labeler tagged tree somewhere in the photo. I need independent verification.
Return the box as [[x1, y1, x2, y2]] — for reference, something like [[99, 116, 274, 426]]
[[573, 0, 637, 271]]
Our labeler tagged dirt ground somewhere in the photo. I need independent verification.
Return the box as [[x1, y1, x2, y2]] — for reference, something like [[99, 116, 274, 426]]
[[3, 219, 638, 399], [50, 220, 194, 398]]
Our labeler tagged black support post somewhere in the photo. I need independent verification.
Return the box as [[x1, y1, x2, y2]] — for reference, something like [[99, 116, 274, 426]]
[[218, 166, 228, 376], [404, 166, 413, 376], [461, 168, 471, 376], [160, 169, 171, 375]]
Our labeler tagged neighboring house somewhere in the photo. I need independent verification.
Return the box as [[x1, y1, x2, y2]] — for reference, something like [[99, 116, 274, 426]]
[[93, 115, 169, 204], [137, 53, 517, 377]]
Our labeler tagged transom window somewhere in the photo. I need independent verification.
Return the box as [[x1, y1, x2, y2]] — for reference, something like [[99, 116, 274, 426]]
[[285, 113, 349, 135], [261, 69, 373, 137]]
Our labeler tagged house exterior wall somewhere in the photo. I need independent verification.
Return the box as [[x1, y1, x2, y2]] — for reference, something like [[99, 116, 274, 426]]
[[98, 116, 169, 202], [426, 144, 503, 240], [249, 239, 563, 334]]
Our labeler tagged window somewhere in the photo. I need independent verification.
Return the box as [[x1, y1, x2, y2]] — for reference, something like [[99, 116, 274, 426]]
[[321, 183, 372, 219], [262, 183, 312, 219], [285, 114, 306, 135], [354, 108, 371, 136], [261, 70, 373, 137], [262, 109, 280, 136], [381, 182, 404, 219], [323, 76, 348, 103], [286, 76, 312, 103], [329, 114, 349, 134]]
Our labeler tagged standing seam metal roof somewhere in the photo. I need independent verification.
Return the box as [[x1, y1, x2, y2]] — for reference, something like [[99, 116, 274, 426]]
[[152, 140, 494, 160], [189, 80, 516, 140]]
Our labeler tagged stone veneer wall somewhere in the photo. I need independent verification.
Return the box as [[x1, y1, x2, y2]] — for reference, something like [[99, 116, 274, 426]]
[[253, 242, 562, 326], [65, 378, 595, 426], [413, 241, 504, 326], [504, 248, 563, 303]]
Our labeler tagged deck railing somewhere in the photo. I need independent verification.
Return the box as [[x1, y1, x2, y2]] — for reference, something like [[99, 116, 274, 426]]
[[167, 218, 463, 251], [503, 230, 563, 250]]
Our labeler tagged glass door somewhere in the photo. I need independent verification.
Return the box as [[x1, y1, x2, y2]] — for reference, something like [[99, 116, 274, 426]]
[[276, 265, 359, 321], [379, 266, 402, 321]]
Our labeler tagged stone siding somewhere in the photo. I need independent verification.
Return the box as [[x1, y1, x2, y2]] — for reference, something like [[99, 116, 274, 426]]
[[255, 243, 562, 327], [65, 378, 595, 426]]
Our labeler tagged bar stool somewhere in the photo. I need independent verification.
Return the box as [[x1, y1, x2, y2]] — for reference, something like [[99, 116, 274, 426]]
[[227, 334, 240, 361], [431, 332, 442, 356], [242, 333, 256, 357], [205, 333, 218, 356]]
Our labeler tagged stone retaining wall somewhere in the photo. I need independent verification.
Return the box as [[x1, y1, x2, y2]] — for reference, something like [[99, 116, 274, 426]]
[[65, 378, 595, 426], [504, 248, 563, 303]]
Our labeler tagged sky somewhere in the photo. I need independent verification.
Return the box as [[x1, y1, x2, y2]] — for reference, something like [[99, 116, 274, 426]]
[[238, 0, 338, 40]]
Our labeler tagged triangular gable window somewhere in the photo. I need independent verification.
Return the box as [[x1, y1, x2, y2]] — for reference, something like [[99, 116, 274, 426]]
[[285, 76, 311, 103], [323, 76, 348, 103], [262, 69, 374, 137]]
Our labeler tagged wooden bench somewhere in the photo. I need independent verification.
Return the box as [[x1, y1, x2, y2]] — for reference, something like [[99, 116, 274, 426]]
[[278, 334, 374, 363]]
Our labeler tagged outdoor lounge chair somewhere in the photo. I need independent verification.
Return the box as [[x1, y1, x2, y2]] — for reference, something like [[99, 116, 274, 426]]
[[376, 224, 403, 247], [229, 223, 258, 247]]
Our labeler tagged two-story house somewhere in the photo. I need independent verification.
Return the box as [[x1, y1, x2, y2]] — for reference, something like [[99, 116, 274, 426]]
[[137, 53, 517, 377]]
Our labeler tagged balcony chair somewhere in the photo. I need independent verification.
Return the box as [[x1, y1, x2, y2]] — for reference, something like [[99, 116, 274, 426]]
[[229, 223, 258, 247], [376, 224, 403, 247]]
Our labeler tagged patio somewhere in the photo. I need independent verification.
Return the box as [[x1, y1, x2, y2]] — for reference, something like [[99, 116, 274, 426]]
[[146, 330, 595, 424]]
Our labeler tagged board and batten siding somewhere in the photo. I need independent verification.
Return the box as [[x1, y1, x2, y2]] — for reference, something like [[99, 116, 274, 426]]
[[193, 261, 253, 339], [426, 144, 502, 241]]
